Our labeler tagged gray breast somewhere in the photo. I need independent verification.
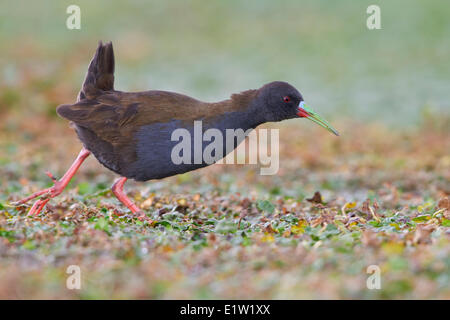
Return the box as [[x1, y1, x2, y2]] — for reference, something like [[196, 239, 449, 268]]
[[125, 111, 257, 181]]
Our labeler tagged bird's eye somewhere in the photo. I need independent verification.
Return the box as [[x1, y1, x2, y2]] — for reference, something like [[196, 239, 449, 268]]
[[283, 96, 291, 103]]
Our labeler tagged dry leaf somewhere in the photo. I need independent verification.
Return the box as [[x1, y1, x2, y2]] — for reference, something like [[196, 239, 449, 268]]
[[341, 201, 357, 215], [307, 191, 323, 204], [264, 223, 277, 234], [291, 219, 307, 234]]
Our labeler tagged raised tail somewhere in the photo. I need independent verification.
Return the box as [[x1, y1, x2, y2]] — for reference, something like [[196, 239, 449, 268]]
[[78, 41, 115, 101]]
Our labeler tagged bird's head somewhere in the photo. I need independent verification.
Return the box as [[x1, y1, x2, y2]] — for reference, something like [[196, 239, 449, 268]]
[[255, 81, 339, 136]]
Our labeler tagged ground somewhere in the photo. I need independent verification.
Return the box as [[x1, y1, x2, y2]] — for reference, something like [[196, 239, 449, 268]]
[[0, 112, 448, 299], [0, 0, 449, 300]]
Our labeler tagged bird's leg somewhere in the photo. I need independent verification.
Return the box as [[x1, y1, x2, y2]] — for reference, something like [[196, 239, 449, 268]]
[[111, 177, 147, 220], [15, 148, 91, 215]]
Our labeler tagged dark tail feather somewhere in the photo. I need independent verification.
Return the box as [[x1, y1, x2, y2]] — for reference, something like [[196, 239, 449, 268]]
[[78, 41, 115, 100]]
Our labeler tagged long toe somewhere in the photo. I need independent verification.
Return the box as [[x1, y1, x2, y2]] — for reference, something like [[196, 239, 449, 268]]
[[28, 198, 50, 216]]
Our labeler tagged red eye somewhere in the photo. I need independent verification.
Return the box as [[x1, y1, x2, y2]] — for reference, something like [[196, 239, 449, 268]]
[[283, 96, 291, 103]]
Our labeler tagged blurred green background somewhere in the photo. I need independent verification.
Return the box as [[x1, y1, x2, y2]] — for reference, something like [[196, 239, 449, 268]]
[[1, 0, 449, 125], [0, 1, 449, 300]]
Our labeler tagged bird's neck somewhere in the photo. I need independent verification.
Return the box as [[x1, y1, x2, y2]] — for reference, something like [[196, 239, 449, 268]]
[[229, 89, 259, 111], [212, 89, 264, 129]]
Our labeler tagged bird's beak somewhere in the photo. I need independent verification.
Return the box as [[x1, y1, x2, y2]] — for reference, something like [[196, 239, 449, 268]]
[[297, 101, 339, 136]]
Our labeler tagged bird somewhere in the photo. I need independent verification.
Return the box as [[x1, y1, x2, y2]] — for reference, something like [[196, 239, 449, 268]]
[[16, 41, 338, 219]]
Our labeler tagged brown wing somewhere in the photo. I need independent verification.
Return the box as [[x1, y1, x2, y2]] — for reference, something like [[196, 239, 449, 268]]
[[57, 90, 207, 174], [58, 90, 197, 144], [56, 89, 248, 146]]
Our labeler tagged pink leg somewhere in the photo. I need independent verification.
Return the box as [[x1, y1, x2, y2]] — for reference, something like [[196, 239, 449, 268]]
[[15, 148, 91, 216], [111, 177, 147, 220]]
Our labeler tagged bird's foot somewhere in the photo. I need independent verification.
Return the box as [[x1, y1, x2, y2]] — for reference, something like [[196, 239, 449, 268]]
[[13, 148, 91, 216], [14, 171, 67, 216]]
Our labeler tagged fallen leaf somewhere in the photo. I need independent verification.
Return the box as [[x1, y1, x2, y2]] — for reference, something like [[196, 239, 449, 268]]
[[240, 198, 252, 209], [291, 219, 308, 234], [264, 223, 277, 234], [341, 201, 357, 214], [412, 215, 431, 223], [307, 191, 323, 204]]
